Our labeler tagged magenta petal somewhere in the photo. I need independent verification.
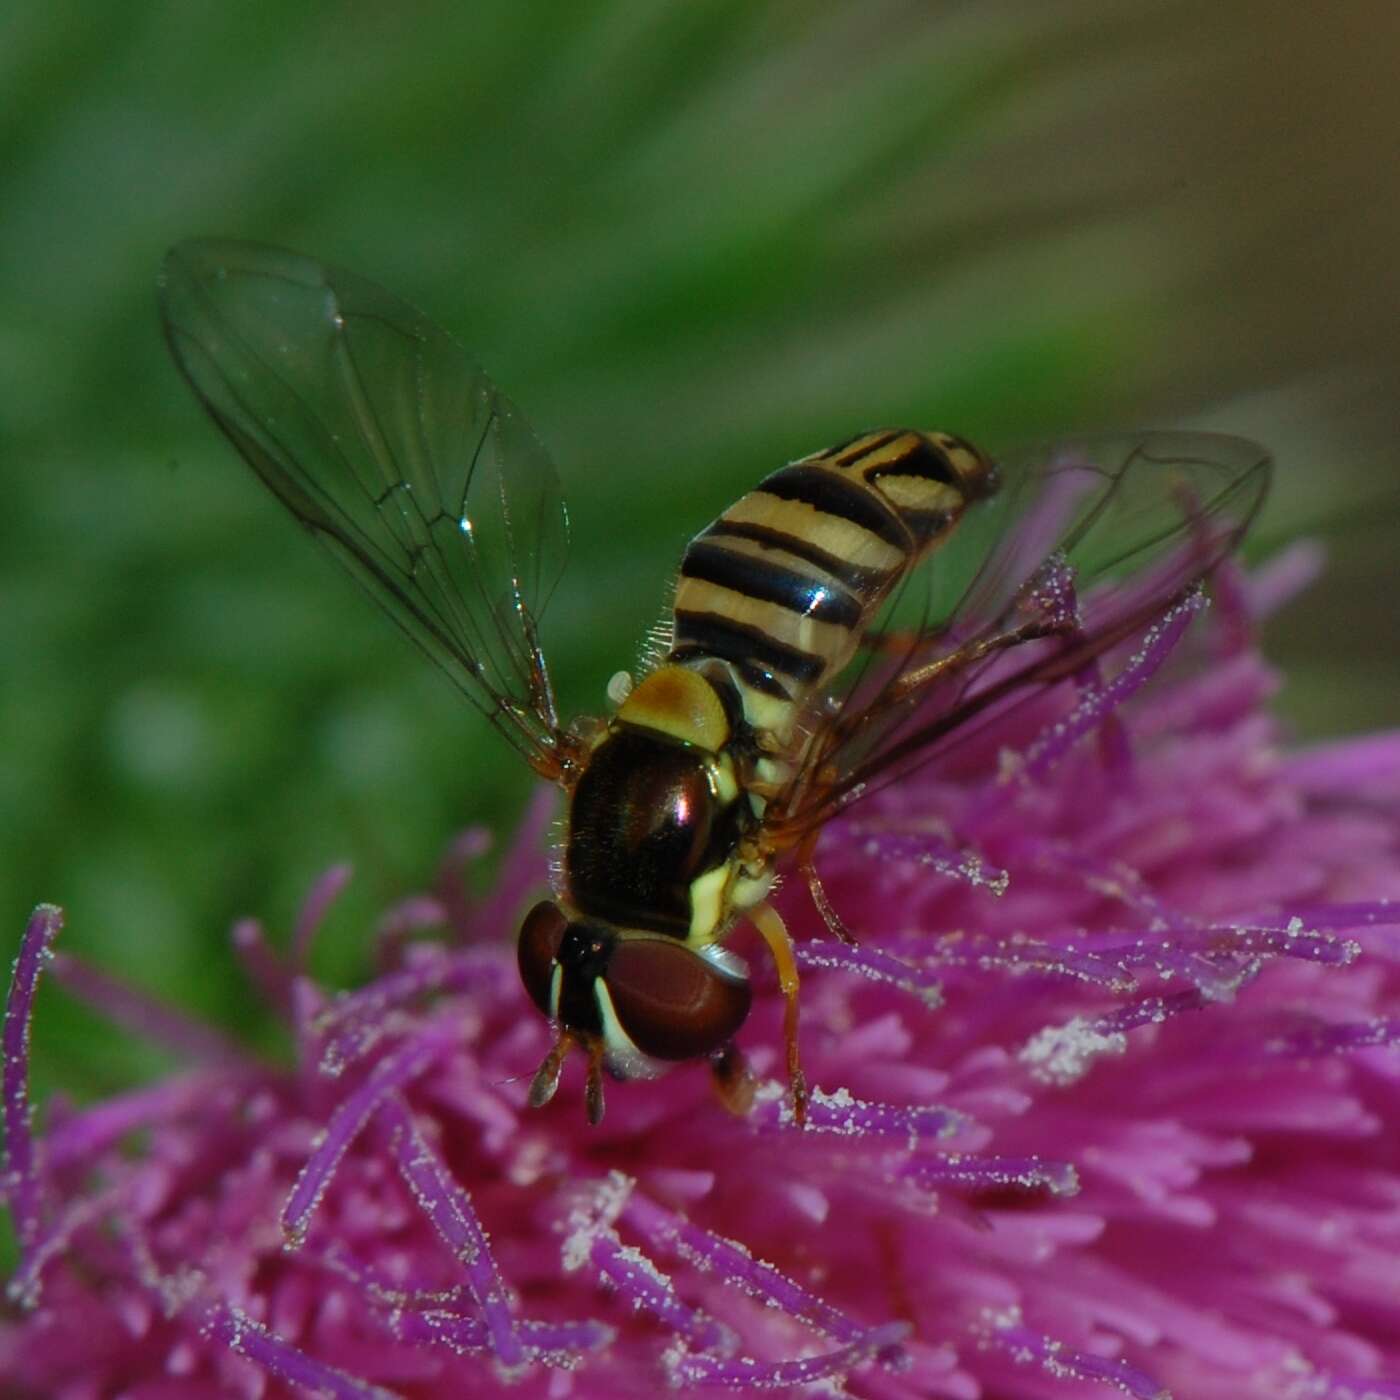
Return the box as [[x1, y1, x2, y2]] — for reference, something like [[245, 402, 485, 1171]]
[[623, 1188, 880, 1344], [230, 917, 293, 1015], [314, 947, 508, 1078], [1017, 592, 1205, 783], [281, 1022, 459, 1246], [667, 1321, 910, 1388], [50, 951, 247, 1064], [980, 1318, 1167, 1400], [194, 1296, 398, 1399], [374, 1095, 525, 1368], [797, 939, 947, 1005], [292, 863, 355, 972], [44, 1072, 236, 1172], [2, 905, 62, 1284]]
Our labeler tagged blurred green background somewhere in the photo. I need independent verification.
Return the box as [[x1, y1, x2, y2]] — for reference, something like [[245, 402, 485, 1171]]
[[3, 1, 1399, 1101]]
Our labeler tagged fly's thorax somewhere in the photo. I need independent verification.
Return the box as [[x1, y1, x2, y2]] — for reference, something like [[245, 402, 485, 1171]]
[[565, 666, 759, 943]]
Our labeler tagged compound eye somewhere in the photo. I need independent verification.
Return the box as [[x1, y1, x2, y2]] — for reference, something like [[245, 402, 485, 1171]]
[[517, 901, 568, 1017], [603, 938, 751, 1062]]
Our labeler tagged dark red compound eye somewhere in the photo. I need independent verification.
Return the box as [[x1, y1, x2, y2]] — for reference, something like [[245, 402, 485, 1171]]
[[517, 901, 568, 1017], [603, 938, 751, 1062]]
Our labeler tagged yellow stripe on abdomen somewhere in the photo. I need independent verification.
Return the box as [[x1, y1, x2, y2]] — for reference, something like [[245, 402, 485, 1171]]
[[669, 427, 995, 739]]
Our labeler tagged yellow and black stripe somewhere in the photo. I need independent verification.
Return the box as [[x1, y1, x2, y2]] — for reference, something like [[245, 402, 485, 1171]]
[[669, 429, 995, 736]]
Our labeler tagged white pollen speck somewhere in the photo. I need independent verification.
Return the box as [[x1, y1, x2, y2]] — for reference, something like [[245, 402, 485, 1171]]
[[1020, 1016, 1127, 1084]]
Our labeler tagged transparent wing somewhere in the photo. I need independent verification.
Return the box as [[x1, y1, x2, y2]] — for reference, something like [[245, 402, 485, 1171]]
[[159, 239, 569, 775], [769, 431, 1272, 835]]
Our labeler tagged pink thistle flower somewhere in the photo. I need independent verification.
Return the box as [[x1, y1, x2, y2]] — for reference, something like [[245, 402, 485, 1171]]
[[5, 544, 1400, 1399]]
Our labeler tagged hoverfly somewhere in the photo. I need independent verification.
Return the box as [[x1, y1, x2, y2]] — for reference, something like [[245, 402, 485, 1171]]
[[159, 240, 1270, 1127]]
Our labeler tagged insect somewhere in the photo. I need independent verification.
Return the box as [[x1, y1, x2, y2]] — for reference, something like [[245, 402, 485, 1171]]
[[159, 240, 1271, 1126]]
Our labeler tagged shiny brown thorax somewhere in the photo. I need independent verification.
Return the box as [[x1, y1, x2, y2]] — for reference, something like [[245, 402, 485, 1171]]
[[565, 719, 753, 937]]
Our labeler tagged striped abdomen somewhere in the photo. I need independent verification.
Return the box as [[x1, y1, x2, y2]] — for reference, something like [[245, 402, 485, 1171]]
[[670, 429, 996, 738]]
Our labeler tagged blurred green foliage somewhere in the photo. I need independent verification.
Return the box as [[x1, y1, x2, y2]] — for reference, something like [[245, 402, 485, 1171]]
[[2, 1, 1398, 1103]]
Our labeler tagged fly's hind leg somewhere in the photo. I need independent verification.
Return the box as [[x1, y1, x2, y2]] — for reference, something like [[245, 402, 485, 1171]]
[[749, 902, 809, 1127], [859, 625, 944, 658], [886, 612, 1071, 704], [864, 557, 1088, 707]]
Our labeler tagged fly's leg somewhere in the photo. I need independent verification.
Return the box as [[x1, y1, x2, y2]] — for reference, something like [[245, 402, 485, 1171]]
[[528, 1029, 608, 1125], [861, 559, 1134, 771], [749, 902, 808, 1127], [710, 1041, 757, 1116], [803, 862, 860, 944], [886, 615, 1069, 703], [858, 624, 944, 657], [866, 555, 1088, 707], [583, 1037, 607, 1125], [527, 1030, 575, 1109]]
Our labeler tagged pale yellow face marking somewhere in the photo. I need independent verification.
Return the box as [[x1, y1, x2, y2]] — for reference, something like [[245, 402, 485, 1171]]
[[593, 979, 663, 1080]]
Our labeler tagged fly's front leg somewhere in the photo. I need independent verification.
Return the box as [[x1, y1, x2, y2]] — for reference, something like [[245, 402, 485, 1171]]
[[528, 1030, 575, 1109], [748, 902, 808, 1127], [529, 1029, 608, 1125], [583, 1036, 607, 1126], [709, 1040, 757, 1116]]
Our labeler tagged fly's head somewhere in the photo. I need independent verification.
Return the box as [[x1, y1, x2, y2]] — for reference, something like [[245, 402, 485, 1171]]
[[516, 899, 752, 1124]]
